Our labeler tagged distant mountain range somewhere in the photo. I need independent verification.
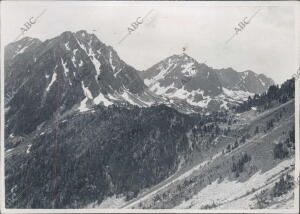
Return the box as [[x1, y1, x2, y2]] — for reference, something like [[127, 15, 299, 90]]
[[5, 30, 274, 136], [141, 53, 274, 111]]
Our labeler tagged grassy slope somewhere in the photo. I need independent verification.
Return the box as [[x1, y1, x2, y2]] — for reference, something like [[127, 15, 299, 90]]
[[125, 99, 295, 209]]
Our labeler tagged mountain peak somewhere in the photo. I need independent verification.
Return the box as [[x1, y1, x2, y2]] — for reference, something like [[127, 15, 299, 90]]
[[142, 51, 275, 110], [54, 30, 105, 48], [5, 29, 157, 136], [20, 36, 40, 43], [75, 30, 95, 39], [7, 36, 41, 47], [170, 53, 196, 62]]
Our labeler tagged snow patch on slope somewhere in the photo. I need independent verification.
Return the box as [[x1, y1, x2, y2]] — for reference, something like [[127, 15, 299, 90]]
[[144, 59, 175, 87], [93, 93, 113, 106], [109, 51, 116, 71], [78, 98, 89, 112], [61, 58, 69, 77], [181, 62, 196, 76], [81, 81, 93, 99], [222, 87, 253, 101], [71, 49, 78, 67], [78, 81, 94, 112], [123, 152, 221, 209], [175, 158, 294, 209], [149, 82, 211, 108], [13, 42, 33, 58], [88, 48, 102, 80], [121, 91, 140, 106], [65, 42, 71, 51]]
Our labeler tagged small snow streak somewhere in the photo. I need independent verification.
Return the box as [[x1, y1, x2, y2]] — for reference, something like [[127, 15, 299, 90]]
[[89, 51, 101, 80], [72, 49, 78, 67], [12, 45, 29, 58], [114, 69, 122, 77], [26, 144, 32, 154], [109, 51, 116, 72], [181, 62, 196, 76], [259, 79, 266, 86], [64, 42, 71, 51], [74, 36, 101, 80], [61, 58, 69, 77], [78, 97, 89, 112], [46, 67, 57, 92], [81, 81, 93, 99], [79, 81, 93, 112]]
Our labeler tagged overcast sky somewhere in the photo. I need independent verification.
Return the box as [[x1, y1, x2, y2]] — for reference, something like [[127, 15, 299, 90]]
[[1, 1, 299, 83]]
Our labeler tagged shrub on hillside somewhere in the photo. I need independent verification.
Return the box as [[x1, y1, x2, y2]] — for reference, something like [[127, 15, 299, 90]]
[[271, 174, 294, 197], [226, 144, 231, 153], [273, 143, 289, 159], [231, 153, 251, 177], [286, 127, 295, 149], [254, 189, 269, 209], [273, 127, 295, 159], [201, 201, 217, 209]]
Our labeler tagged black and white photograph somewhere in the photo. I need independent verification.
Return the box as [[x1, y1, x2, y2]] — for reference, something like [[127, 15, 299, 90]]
[[0, 1, 299, 213]]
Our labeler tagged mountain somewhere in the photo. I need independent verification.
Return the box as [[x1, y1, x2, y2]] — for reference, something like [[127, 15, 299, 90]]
[[5, 103, 237, 208], [5, 104, 192, 208], [236, 78, 295, 112], [4, 30, 295, 209], [4, 32, 275, 138], [140, 54, 222, 96], [140, 54, 274, 111], [5, 30, 161, 136], [5, 79, 295, 209]]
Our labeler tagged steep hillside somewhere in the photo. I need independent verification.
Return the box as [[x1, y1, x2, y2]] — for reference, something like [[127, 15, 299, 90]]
[[6, 89, 295, 209], [236, 78, 295, 112], [122, 99, 295, 209], [5, 104, 232, 208]]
